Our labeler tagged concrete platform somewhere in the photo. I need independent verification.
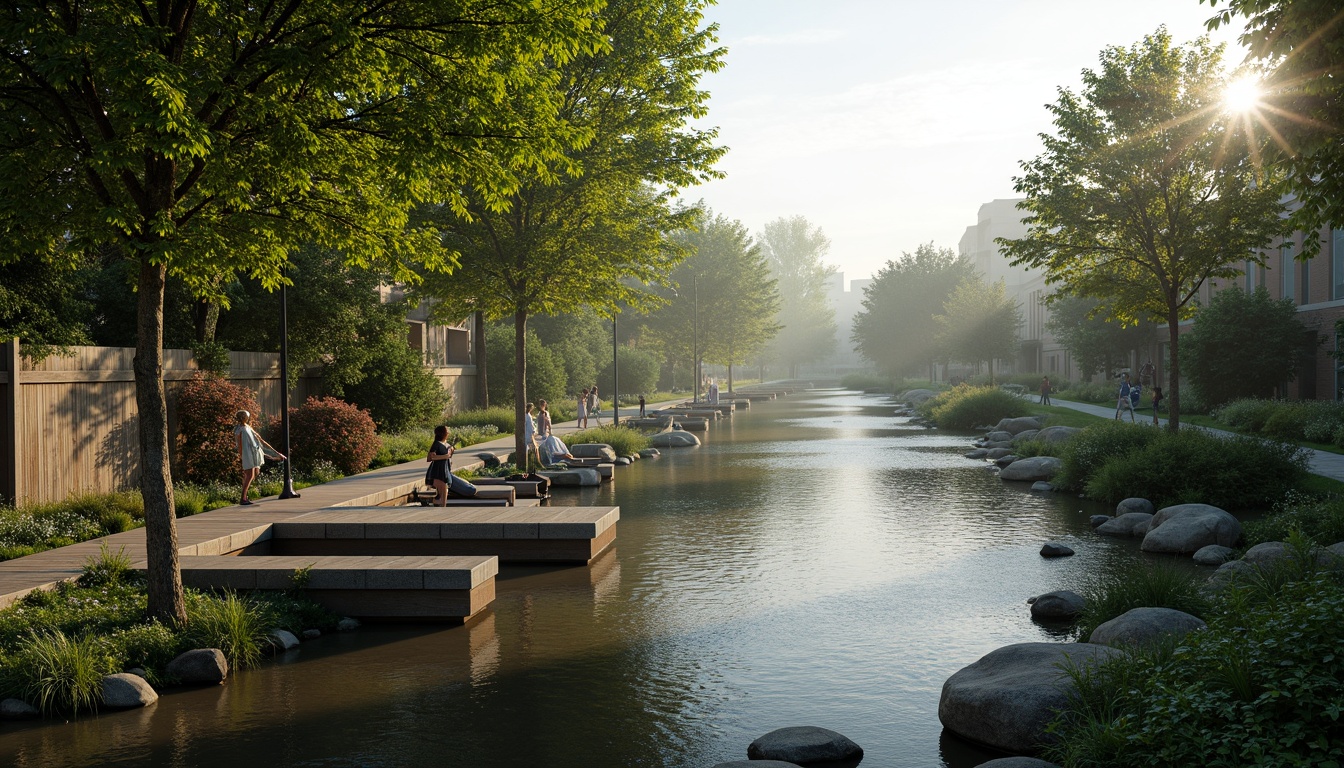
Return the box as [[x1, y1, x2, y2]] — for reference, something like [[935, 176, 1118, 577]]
[[266, 506, 620, 564], [165, 554, 498, 622]]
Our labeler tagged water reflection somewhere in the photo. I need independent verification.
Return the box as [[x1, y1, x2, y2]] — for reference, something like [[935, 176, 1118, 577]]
[[3, 389, 1162, 767]]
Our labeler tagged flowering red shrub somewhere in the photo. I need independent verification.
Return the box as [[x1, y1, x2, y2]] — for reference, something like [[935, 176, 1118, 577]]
[[283, 396, 380, 475], [175, 375, 262, 483]]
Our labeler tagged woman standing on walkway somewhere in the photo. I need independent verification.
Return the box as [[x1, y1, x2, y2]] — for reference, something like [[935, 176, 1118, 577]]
[[233, 410, 284, 506], [577, 389, 588, 429], [589, 385, 603, 426], [524, 402, 539, 468], [538, 399, 552, 438]]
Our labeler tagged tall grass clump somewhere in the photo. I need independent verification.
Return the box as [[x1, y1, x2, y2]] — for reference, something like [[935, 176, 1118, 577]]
[[1076, 561, 1210, 640], [445, 406, 515, 433], [1243, 494, 1344, 547], [564, 425, 651, 457], [917, 385, 1028, 429], [3, 630, 106, 715], [184, 591, 272, 669], [80, 542, 135, 588]]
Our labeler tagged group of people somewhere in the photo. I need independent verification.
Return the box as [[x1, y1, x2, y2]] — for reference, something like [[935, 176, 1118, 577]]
[[1037, 361, 1165, 426]]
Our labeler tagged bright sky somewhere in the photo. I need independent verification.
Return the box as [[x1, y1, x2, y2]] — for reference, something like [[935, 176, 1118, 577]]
[[689, 0, 1246, 287]]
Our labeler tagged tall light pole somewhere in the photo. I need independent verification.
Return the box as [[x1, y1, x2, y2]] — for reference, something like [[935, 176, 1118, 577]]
[[692, 272, 699, 404], [611, 312, 619, 423], [278, 269, 299, 500]]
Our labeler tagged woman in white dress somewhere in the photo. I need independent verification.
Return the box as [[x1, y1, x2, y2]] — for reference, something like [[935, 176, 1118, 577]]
[[233, 410, 284, 506]]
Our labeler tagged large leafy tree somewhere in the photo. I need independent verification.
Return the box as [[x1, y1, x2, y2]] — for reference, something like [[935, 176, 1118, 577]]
[[1186, 286, 1313, 406], [0, 0, 599, 623], [760, 215, 837, 378], [851, 243, 974, 380], [1000, 29, 1286, 429], [418, 0, 724, 466], [1205, 0, 1344, 244], [934, 276, 1022, 383], [0, 252, 92, 361], [1044, 295, 1154, 380]]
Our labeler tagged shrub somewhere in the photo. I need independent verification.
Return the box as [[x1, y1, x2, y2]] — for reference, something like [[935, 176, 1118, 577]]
[[100, 622, 181, 685], [1076, 561, 1209, 640], [1260, 402, 1310, 440], [341, 339, 450, 433], [1064, 380, 1118, 404], [284, 396, 381, 475], [1055, 421, 1162, 491], [1212, 398, 1278, 433], [173, 484, 208, 516], [1083, 429, 1307, 509], [176, 374, 263, 484], [184, 591, 272, 669], [80, 543, 134, 588], [4, 631, 106, 715], [445, 406, 516, 433], [918, 384, 1028, 429], [563, 425, 651, 457], [1243, 495, 1344, 547], [372, 431, 433, 468]]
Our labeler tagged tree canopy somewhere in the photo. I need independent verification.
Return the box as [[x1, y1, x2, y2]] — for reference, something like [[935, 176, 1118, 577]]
[[934, 276, 1022, 383], [760, 215, 837, 377], [1001, 29, 1286, 429], [851, 243, 974, 379], [0, 0, 602, 622], [1044, 295, 1154, 380], [1186, 286, 1313, 406]]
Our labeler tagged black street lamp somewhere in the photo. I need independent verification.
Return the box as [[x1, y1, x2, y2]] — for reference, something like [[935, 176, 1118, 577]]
[[278, 269, 299, 500], [692, 272, 699, 404], [611, 312, 619, 423]]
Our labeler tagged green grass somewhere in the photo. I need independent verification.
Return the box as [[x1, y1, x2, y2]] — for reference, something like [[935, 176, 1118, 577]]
[[1076, 561, 1210, 640], [184, 591, 273, 669], [3, 630, 105, 715], [562, 425, 651, 457]]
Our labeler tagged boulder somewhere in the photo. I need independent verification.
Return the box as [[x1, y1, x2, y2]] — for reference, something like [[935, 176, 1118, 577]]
[[1207, 559, 1257, 589], [1011, 429, 1040, 445], [985, 441, 1013, 450], [270, 629, 300, 650], [976, 759, 1062, 768], [302, 629, 321, 640], [904, 388, 937, 405], [167, 648, 229, 684], [1095, 512, 1153, 538], [1242, 541, 1291, 567], [985, 431, 1014, 443], [1193, 545, 1237, 566], [1034, 426, 1081, 445], [571, 443, 618, 462], [1088, 607, 1207, 648], [712, 763, 801, 768], [965, 449, 990, 459], [1142, 504, 1241, 554], [651, 431, 700, 448], [999, 457, 1062, 482], [939, 642, 1121, 754], [614, 457, 632, 466], [538, 468, 602, 486], [0, 698, 38, 719], [638, 448, 661, 458], [1029, 590, 1085, 620], [1134, 519, 1152, 537], [1115, 498, 1155, 516], [1039, 542, 1074, 558], [1324, 542, 1344, 570], [1031, 481, 1054, 492], [985, 448, 1015, 460], [337, 617, 361, 631], [994, 416, 1045, 435], [994, 455, 1020, 469], [101, 673, 158, 708], [746, 726, 863, 765], [1088, 515, 1111, 529]]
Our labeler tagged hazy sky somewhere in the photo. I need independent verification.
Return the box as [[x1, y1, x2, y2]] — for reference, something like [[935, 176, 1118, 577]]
[[689, 0, 1246, 286]]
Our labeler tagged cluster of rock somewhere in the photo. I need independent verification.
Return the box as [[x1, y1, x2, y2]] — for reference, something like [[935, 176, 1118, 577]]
[[963, 417, 1080, 487], [709, 726, 864, 767], [1, 616, 362, 718]]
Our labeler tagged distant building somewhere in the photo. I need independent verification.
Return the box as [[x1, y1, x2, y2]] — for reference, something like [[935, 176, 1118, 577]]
[[820, 272, 871, 374]]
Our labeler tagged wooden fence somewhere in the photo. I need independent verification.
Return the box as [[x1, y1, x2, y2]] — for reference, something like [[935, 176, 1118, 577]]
[[0, 340, 476, 506]]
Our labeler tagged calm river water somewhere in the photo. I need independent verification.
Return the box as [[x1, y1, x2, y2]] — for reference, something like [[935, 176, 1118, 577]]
[[1, 389, 1161, 768]]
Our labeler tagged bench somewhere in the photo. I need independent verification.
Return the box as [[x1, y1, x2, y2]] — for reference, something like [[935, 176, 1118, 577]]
[[168, 554, 497, 621]]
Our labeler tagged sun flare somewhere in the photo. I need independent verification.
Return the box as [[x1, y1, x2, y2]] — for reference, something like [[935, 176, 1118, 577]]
[[1223, 77, 1262, 113]]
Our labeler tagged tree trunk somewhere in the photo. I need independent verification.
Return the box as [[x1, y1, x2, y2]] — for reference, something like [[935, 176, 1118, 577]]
[[1166, 307, 1181, 431], [728, 362, 734, 393], [513, 310, 528, 471], [192, 298, 219, 344], [474, 311, 488, 409], [134, 257, 186, 625]]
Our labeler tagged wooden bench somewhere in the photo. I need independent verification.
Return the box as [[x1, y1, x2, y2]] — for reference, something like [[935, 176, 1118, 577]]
[[166, 554, 498, 621], [409, 483, 516, 506], [267, 506, 619, 564]]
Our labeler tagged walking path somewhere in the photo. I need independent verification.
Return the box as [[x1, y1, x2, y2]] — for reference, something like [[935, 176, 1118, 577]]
[[1045, 397, 1344, 483]]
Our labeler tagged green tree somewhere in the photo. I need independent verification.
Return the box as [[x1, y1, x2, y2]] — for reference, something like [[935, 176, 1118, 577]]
[[1044, 295, 1154, 380], [531, 311, 610, 395], [760, 215, 837, 377], [600, 345, 661, 399], [484, 323, 568, 408], [934, 276, 1022, 383], [851, 243, 974, 379], [1186, 286, 1312, 406], [0, 0, 600, 623], [1205, 0, 1344, 244], [418, 0, 724, 466], [0, 253, 92, 362], [1000, 29, 1286, 430]]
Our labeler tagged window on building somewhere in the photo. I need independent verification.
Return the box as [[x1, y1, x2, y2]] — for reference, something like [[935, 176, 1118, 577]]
[[1303, 255, 1311, 303], [1334, 228, 1344, 300], [1246, 259, 1256, 291], [1282, 241, 1295, 301]]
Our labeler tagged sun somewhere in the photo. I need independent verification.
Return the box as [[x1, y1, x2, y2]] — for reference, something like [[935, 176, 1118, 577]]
[[1223, 77, 1262, 113]]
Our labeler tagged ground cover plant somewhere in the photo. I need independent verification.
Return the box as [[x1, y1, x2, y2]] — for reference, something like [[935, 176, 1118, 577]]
[[918, 384, 1028, 429], [1074, 561, 1209, 640], [563, 425, 651, 457], [1243, 493, 1344, 548]]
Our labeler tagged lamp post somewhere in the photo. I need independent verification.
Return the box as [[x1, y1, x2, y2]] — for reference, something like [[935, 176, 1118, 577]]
[[692, 272, 699, 404], [278, 269, 299, 500], [611, 312, 619, 423]]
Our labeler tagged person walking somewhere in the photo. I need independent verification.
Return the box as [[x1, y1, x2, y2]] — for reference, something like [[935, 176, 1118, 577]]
[[638, 394, 646, 418], [588, 385, 603, 426], [537, 399, 552, 438], [577, 388, 589, 429], [1039, 376, 1052, 406], [1115, 373, 1137, 422], [233, 410, 284, 506]]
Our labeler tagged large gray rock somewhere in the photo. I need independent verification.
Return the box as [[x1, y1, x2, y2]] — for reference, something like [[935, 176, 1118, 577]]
[[1324, 542, 1344, 570], [1000, 457, 1062, 482], [101, 673, 158, 708], [651, 430, 700, 447], [0, 698, 38, 719], [1039, 542, 1074, 558], [994, 416, 1045, 435], [976, 759, 1062, 768], [984, 441, 1013, 450], [940, 643, 1121, 753], [1031, 481, 1054, 492], [1089, 515, 1111, 529], [986, 448, 1016, 460], [1095, 512, 1152, 538], [746, 726, 863, 764], [903, 388, 937, 405], [1242, 541, 1291, 567], [965, 449, 990, 459], [1011, 429, 1041, 445], [985, 431, 1014, 443], [1207, 558, 1257, 589], [1089, 607, 1207, 648], [270, 629, 300, 650], [570, 443, 618, 461], [712, 762, 801, 768], [1193, 545, 1237, 566], [1030, 590, 1085, 620], [538, 468, 602, 486], [638, 448, 661, 458], [167, 648, 228, 684], [1142, 504, 1241, 554], [1115, 498, 1155, 516], [1034, 426, 1081, 445], [994, 454, 1020, 469]]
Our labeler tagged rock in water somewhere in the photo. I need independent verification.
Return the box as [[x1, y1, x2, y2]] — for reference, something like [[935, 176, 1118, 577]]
[[746, 726, 863, 764], [101, 673, 158, 708], [1039, 542, 1074, 558], [1088, 607, 1207, 648], [1141, 504, 1241, 554], [1029, 591, 1085, 620], [1115, 498, 1155, 516], [1193, 544, 1237, 566], [1095, 512, 1152, 538], [167, 648, 229, 684], [999, 457, 1062, 482]]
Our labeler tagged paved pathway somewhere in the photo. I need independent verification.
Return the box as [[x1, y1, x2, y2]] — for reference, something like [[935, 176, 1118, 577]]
[[1045, 397, 1344, 483]]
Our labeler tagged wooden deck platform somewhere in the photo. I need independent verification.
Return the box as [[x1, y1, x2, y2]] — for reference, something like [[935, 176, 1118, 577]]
[[168, 554, 497, 621], [266, 506, 619, 564]]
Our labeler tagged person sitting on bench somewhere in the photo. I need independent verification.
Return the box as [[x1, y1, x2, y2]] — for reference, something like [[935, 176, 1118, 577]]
[[427, 426, 477, 505], [539, 434, 576, 466]]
